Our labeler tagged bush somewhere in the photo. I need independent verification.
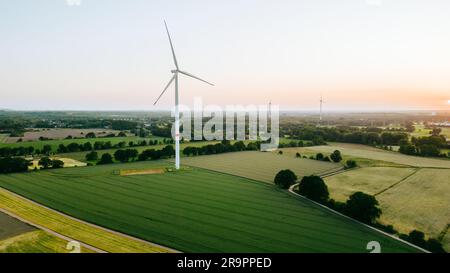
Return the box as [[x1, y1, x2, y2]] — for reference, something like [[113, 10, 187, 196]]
[[315, 153, 324, 161], [297, 175, 329, 203], [295, 152, 301, 158], [274, 169, 297, 189], [345, 160, 357, 169], [344, 192, 381, 224], [38, 157, 53, 169]]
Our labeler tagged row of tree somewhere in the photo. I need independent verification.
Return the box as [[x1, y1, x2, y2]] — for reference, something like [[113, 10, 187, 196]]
[[282, 125, 409, 146], [399, 135, 449, 157], [182, 141, 259, 157]]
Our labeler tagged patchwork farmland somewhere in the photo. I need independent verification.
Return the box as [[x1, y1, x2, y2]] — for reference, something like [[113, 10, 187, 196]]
[[0, 161, 419, 253]]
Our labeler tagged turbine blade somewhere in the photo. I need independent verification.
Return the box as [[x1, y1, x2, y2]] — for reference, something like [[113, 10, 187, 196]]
[[178, 70, 214, 86], [154, 75, 175, 105], [164, 20, 179, 69]]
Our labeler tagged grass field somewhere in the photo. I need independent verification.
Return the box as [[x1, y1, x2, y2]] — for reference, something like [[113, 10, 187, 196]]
[[183, 151, 342, 183], [283, 143, 450, 168], [0, 187, 174, 253], [324, 167, 418, 201], [376, 168, 450, 240], [0, 211, 35, 240], [0, 161, 419, 253], [0, 230, 94, 253]]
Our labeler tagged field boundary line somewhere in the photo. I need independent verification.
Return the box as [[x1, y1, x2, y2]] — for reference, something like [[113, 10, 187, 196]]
[[0, 207, 105, 253], [374, 168, 421, 196], [0, 187, 180, 253], [287, 184, 429, 253]]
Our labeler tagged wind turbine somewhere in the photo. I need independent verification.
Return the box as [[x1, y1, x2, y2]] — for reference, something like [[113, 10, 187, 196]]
[[154, 21, 214, 170], [319, 95, 324, 124]]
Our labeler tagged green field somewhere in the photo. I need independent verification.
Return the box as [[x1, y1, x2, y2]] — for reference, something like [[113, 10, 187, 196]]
[[324, 167, 418, 201], [0, 161, 419, 253], [0, 136, 165, 151], [0, 211, 35, 240], [183, 151, 342, 183]]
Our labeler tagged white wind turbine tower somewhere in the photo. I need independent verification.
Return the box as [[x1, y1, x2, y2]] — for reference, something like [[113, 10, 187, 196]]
[[154, 21, 214, 170]]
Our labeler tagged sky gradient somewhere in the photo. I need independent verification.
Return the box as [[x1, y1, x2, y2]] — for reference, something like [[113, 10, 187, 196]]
[[1, 0, 450, 111]]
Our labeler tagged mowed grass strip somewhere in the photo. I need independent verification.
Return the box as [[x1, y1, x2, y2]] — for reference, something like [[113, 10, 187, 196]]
[[0, 230, 94, 253], [0, 187, 175, 253], [0, 161, 419, 252], [324, 167, 418, 201], [183, 151, 342, 183], [376, 168, 450, 241]]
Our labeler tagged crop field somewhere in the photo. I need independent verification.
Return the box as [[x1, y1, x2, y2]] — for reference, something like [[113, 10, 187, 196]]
[[376, 168, 450, 241], [283, 143, 450, 168], [0, 211, 35, 240], [324, 167, 418, 201], [0, 187, 174, 253], [3, 128, 130, 143], [0, 161, 419, 253], [0, 134, 8, 144], [0, 135, 165, 151], [183, 151, 343, 183], [0, 230, 94, 253]]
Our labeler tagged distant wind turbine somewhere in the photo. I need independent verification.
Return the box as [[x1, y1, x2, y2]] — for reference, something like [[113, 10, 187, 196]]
[[154, 21, 214, 170], [319, 95, 324, 124]]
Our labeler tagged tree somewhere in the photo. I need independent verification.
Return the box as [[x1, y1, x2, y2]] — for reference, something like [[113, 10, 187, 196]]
[[278, 150, 283, 155], [0, 157, 30, 174], [274, 169, 297, 189], [97, 153, 113, 165], [52, 159, 64, 168], [295, 152, 301, 158], [118, 131, 127, 137], [38, 157, 53, 169], [85, 151, 98, 161], [344, 192, 381, 224], [114, 149, 129, 163], [297, 175, 329, 203], [330, 150, 342, 163]]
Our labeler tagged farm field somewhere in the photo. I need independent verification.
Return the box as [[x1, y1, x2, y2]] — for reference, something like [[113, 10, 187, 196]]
[[0, 161, 419, 253], [183, 151, 342, 183], [0, 210, 35, 240], [0, 135, 166, 151], [324, 167, 418, 201], [376, 168, 450, 242], [0, 134, 8, 144], [3, 128, 130, 143], [0, 187, 174, 253], [283, 143, 450, 168], [0, 230, 94, 253]]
